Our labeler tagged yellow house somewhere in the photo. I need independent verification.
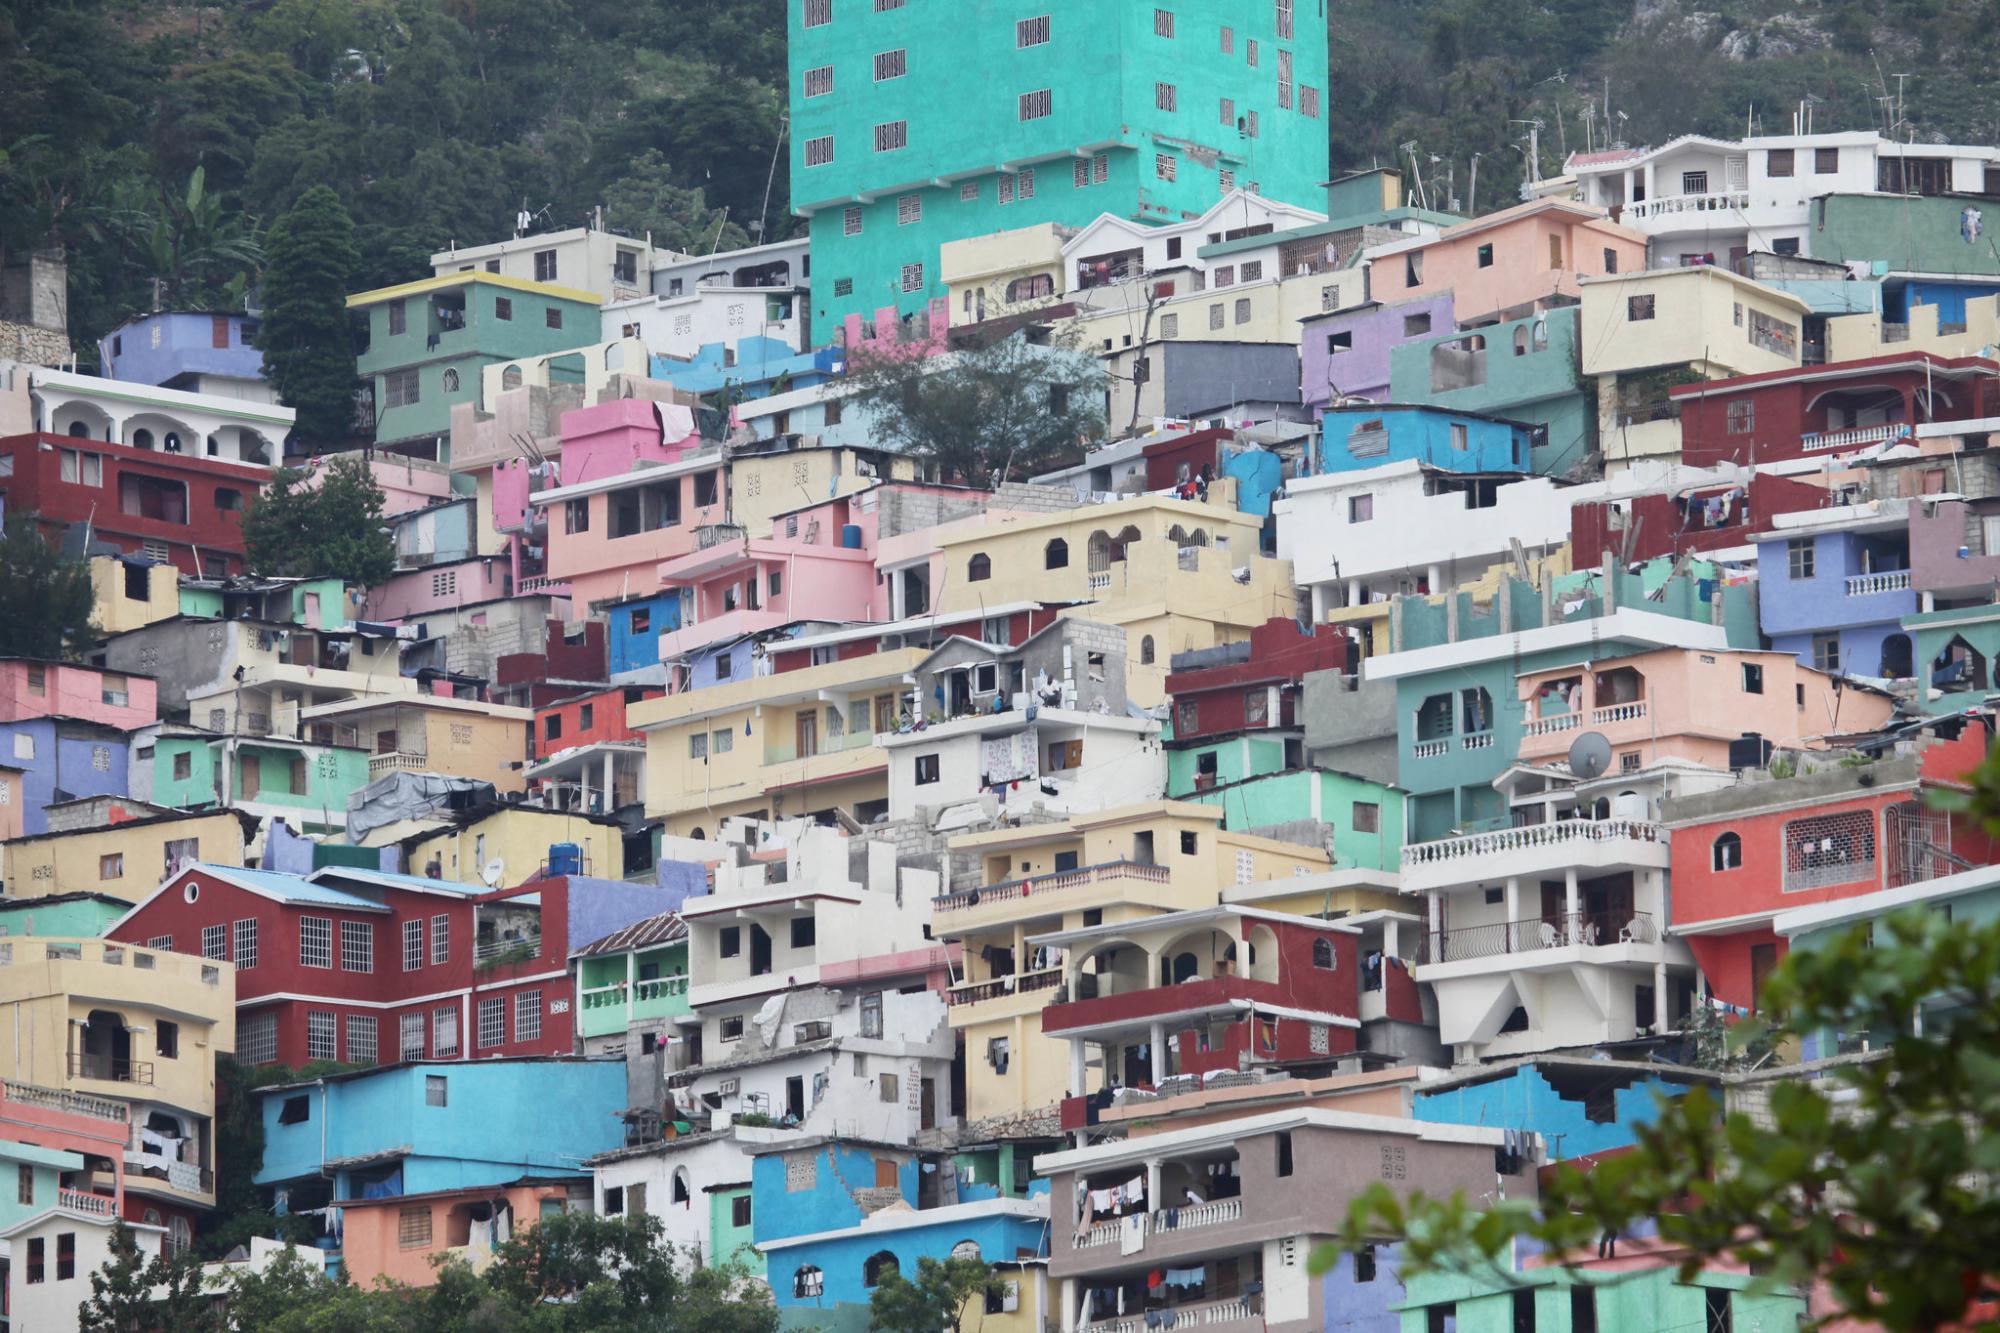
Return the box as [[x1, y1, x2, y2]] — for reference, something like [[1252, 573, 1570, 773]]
[[299, 695, 533, 792], [1826, 292, 2000, 363], [1068, 270, 1330, 359], [726, 446, 922, 539], [936, 802, 1332, 1124], [1579, 266, 1810, 472], [2, 809, 253, 903], [630, 648, 929, 838], [0, 935, 235, 1215], [941, 223, 1070, 326], [400, 804, 627, 886], [88, 556, 180, 635], [929, 494, 1298, 704]]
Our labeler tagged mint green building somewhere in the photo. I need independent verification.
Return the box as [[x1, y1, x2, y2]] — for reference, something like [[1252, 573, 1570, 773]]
[[0, 1140, 88, 1231], [347, 272, 602, 451], [1388, 306, 1594, 476], [790, 0, 1330, 329], [709, 1183, 762, 1273], [1398, 1263, 1806, 1332], [0, 892, 128, 939], [149, 732, 370, 835], [1904, 602, 2000, 715], [573, 911, 691, 1047], [1167, 736, 1405, 871]]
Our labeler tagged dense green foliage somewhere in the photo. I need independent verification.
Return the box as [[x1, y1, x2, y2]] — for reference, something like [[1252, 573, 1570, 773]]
[[869, 1255, 1005, 1333], [0, 515, 100, 660], [258, 186, 361, 447], [240, 456, 397, 585]]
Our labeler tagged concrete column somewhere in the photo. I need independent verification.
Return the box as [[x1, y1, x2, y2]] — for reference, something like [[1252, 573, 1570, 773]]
[[1069, 1038, 1087, 1097], [1505, 877, 1521, 944], [1428, 563, 1444, 596], [1600, 555, 1618, 612], [1265, 684, 1280, 728], [1642, 162, 1657, 202], [1149, 1023, 1166, 1085], [1564, 868, 1580, 930], [626, 949, 636, 1026], [1146, 1158, 1163, 1213], [602, 750, 615, 809], [1311, 583, 1330, 621], [1655, 961, 1670, 1031], [1346, 578, 1363, 608]]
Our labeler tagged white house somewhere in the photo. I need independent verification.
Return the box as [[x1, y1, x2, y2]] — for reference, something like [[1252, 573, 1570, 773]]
[[878, 708, 1163, 829], [1, 1207, 167, 1333], [20, 365, 290, 465], [606, 238, 811, 361], [591, 1122, 788, 1267], [1062, 191, 1325, 296], [431, 224, 670, 304]]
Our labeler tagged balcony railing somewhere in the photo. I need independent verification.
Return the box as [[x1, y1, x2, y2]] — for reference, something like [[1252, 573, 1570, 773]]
[[1523, 712, 1581, 737], [126, 1153, 211, 1194], [1402, 818, 1662, 869], [1591, 700, 1647, 725], [68, 1055, 153, 1086], [1846, 570, 1911, 597], [1089, 1294, 1264, 1333], [59, 1187, 118, 1218], [1412, 739, 1450, 759], [1801, 423, 1905, 453], [1076, 1198, 1244, 1250], [474, 933, 541, 963], [0, 1080, 129, 1124], [1623, 190, 1751, 220], [368, 751, 428, 776], [1418, 911, 1657, 965], [581, 975, 690, 1012], [947, 967, 1062, 1007], [933, 860, 1170, 914], [764, 730, 880, 765]]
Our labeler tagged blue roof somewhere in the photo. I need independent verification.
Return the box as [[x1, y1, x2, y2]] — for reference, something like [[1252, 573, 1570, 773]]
[[309, 866, 488, 897], [194, 864, 389, 911]]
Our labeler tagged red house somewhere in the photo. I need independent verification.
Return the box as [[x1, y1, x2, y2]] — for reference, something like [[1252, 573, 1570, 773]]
[[493, 618, 610, 709], [1663, 721, 1998, 1009], [533, 685, 662, 764], [0, 432, 265, 577], [108, 864, 676, 1069], [1166, 617, 1355, 752], [1569, 471, 1833, 567], [1673, 354, 2000, 469]]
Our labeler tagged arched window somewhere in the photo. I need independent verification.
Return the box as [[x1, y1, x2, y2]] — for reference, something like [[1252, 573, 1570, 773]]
[[501, 365, 524, 390], [968, 553, 992, 582], [1532, 319, 1549, 351], [794, 1265, 825, 1298], [1140, 635, 1156, 665], [950, 1240, 982, 1261], [66, 420, 92, 439], [1170, 952, 1199, 983], [1311, 937, 1335, 970], [1044, 538, 1068, 569], [1713, 832, 1743, 872], [673, 1167, 691, 1206], [864, 1251, 900, 1287], [1513, 326, 1529, 356], [132, 428, 155, 450], [442, 368, 461, 392], [163, 432, 183, 453]]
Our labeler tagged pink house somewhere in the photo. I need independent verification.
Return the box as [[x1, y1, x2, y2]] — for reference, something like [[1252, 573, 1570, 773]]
[[840, 298, 950, 360], [0, 660, 157, 729], [300, 455, 456, 518], [362, 556, 514, 621], [1370, 198, 1646, 324]]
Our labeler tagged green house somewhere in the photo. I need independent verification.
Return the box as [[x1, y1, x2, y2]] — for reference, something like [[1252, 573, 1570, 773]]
[[348, 271, 602, 450], [0, 892, 128, 939], [1169, 738, 1405, 873], [150, 732, 370, 836], [708, 1182, 762, 1274], [1399, 1263, 1806, 1332], [573, 911, 691, 1045], [1904, 602, 2000, 715], [1389, 306, 1594, 476]]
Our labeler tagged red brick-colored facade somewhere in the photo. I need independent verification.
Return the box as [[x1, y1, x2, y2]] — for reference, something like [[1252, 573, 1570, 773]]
[[1569, 472, 1833, 568], [1165, 617, 1354, 743], [532, 685, 662, 763]]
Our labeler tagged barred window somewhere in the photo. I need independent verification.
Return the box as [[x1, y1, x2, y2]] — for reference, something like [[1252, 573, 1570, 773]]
[[999, 174, 1013, 204], [1242, 260, 1264, 282], [432, 914, 450, 965], [478, 997, 506, 1048], [1246, 110, 1259, 138], [1154, 8, 1174, 37], [959, 181, 979, 202], [897, 194, 922, 225], [1160, 313, 1180, 338], [1220, 96, 1235, 127], [804, 136, 835, 167], [400, 1012, 427, 1061], [403, 920, 424, 971], [873, 121, 907, 153], [875, 0, 903, 8], [1220, 25, 1234, 53], [202, 925, 228, 960], [1074, 158, 1090, 188], [1019, 88, 1052, 121], [1209, 303, 1225, 330], [1783, 810, 1877, 892], [1301, 85, 1320, 118], [399, 1206, 433, 1249], [803, 65, 833, 98], [234, 918, 258, 970], [1235, 297, 1252, 324], [1017, 168, 1035, 198], [1276, 0, 1293, 39], [434, 1006, 460, 1057], [300, 916, 331, 969], [873, 49, 905, 81], [346, 1016, 378, 1066], [834, 277, 854, 297], [802, 0, 830, 27], [1155, 82, 1177, 112], [1156, 153, 1177, 181], [1016, 15, 1049, 46], [1247, 38, 1259, 66], [844, 205, 862, 236], [1220, 168, 1235, 191], [1094, 154, 1108, 184], [307, 1011, 338, 1062], [340, 921, 373, 973], [515, 989, 543, 1043], [240, 1012, 277, 1065], [1277, 49, 1293, 109], [900, 263, 925, 292]]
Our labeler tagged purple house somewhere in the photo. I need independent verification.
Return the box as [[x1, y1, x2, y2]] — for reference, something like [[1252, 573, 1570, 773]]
[[1301, 292, 1456, 416]]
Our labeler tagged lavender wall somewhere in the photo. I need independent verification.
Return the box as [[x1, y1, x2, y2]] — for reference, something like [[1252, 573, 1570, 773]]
[[1300, 294, 1455, 413]]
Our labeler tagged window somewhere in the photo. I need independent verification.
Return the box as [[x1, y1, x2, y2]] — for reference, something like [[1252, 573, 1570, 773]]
[[515, 989, 542, 1042], [1220, 24, 1233, 52], [1713, 832, 1743, 871], [896, 193, 922, 225], [1247, 37, 1259, 66], [394, 1012, 423, 1061], [790, 916, 815, 949], [879, 1072, 899, 1102], [382, 368, 421, 409], [731, 1194, 753, 1227], [1628, 294, 1656, 321], [900, 263, 924, 292], [1209, 302, 1225, 330], [864, 1252, 900, 1287], [1772, 236, 1801, 257], [1017, 15, 1049, 46], [545, 306, 564, 330], [58, 449, 103, 486], [478, 997, 506, 1048], [1353, 801, 1380, 834], [1787, 538, 1816, 580], [1240, 260, 1263, 282], [201, 924, 226, 960], [387, 301, 407, 336], [1348, 494, 1374, 523], [1603, 247, 1619, 274], [1155, 82, 1177, 112], [1704, 1287, 1732, 1333], [341, 921, 373, 973], [26, 1236, 42, 1284], [1815, 146, 1839, 173], [1813, 633, 1841, 674], [1160, 313, 1179, 338], [240, 1012, 277, 1064], [55, 1233, 77, 1280], [720, 1015, 745, 1042], [804, 135, 835, 167], [1767, 149, 1794, 178], [1154, 7, 1174, 36], [400, 1206, 434, 1249], [1572, 1288, 1598, 1333], [1045, 537, 1068, 569], [720, 926, 742, 958], [434, 1006, 459, 1056], [805, 65, 833, 98], [874, 49, 905, 81], [1354, 1245, 1377, 1283], [1311, 937, 1336, 970], [1277, 48, 1293, 109], [914, 754, 940, 785], [1727, 400, 1754, 434], [1682, 170, 1709, 195], [156, 1020, 179, 1058], [564, 498, 590, 535], [1301, 85, 1320, 118], [874, 120, 907, 152], [689, 732, 708, 760], [1276, 1131, 1294, 1176], [714, 728, 733, 754], [1476, 243, 1494, 268], [346, 1015, 377, 1064], [533, 250, 557, 282], [1234, 297, 1251, 324], [401, 919, 424, 972], [300, 916, 332, 968], [802, 0, 830, 26], [1018, 88, 1052, 121], [494, 296, 512, 321], [860, 991, 884, 1038], [1739, 662, 1764, 695], [16, 1164, 30, 1207], [795, 1265, 826, 1298], [1156, 153, 1177, 182], [432, 915, 450, 965], [307, 1011, 338, 1061]]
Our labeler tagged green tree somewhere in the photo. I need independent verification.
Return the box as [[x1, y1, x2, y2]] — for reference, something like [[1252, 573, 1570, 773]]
[[843, 331, 1105, 485], [599, 149, 747, 254], [257, 184, 361, 447], [1317, 902, 2000, 1333], [240, 457, 396, 586], [89, 166, 264, 313], [0, 515, 99, 660], [868, 1255, 1003, 1333], [79, 1220, 218, 1333]]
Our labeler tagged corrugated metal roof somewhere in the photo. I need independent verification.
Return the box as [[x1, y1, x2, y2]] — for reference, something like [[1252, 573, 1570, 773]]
[[572, 910, 689, 958], [195, 864, 390, 911]]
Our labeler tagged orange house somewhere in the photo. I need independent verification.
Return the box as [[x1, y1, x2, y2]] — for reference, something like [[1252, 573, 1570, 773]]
[[1368, 197, 1646, 325], [338, 1178, 587, 1288]]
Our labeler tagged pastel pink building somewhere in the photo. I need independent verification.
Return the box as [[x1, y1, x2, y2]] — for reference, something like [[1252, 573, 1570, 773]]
[[0, 659, 157, 729], [1370, 198, 1646, 324], [301, 455, 456, 518], [362, 556, 514, 622], [839, 298, 950, 360]]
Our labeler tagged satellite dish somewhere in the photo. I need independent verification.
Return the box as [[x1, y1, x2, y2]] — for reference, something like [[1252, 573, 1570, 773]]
[[482, 858, 507, 887], [1568, 731, 1613, 781]]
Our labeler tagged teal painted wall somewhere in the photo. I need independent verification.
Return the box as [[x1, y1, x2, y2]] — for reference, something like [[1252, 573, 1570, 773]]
[[1399, 1267, 1804, 1332], [790, 0, 1330, 326], [1387, 307, 1593, 476], [576, 940, 692, 1039], [179, 587, 223, 618], [709, 1184, 763, 1274], [1810, 194, 2000, 277], [153, 736, 220, 809], [289, 578, 355, 631], [1180, 768, 1405, 872], [1165, 735, 1287, 793], [234, 742, 371, 824], [0, 1144, 84, 1232], [1906, 604, 2000, 715], [0, 896, 125, 938]]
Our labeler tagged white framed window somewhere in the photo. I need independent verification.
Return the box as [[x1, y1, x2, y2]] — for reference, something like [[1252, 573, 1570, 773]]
[[307, 1011, 338, 1062], [1154, 8, 1174, 37], [340, 920, 373, 973], [202, 925, 227, 960], [900, 263, 925, 292], [345, 1016, 378, 1065], [804, 135, 835, 167], [147, 933, 172, 952], [433, 1005, 459, 1056], [515, 989, 543, 1043], [478, 997, 506, 1048], [1220, 167, 1235, 191], [1156, 153, 1177, 181], [403, 919, 424, 971], [873, 48, 905, 81], [1277, 49, 1293, 108], [843, 205, 863, 236], [239, 1012, 277, 1065], [802, 0, 831, 27], [432, 914, 450, 965], [804, 65, 833, 98], [1019, 88, 1052, 121], [1016, 14, 1049, 46], [1155, 82, 1177, 112], [300, 916, 332, 969], [400, 1012, 426, 1061], [897, 193, 922, 225], [873, 120, 907, 152], [234, 919, 258, 970]]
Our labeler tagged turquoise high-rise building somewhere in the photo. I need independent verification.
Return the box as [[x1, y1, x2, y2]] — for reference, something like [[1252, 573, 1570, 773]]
[[789, 0, 1330, 330]]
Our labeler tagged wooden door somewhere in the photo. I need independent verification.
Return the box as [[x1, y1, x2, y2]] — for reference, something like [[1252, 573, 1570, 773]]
[[239, 755, 260, 798], [795, 710, 818, 758]]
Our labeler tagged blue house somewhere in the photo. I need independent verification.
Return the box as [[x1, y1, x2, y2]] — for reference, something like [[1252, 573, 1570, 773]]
[[98, 310, 270, 396], [1413, 1057, 1709, 1162], [651, 339, 843, 401], [1755, 506, 1917, 680], [0, 720, 133, 835], [606, 592, 684, 683], [254, 1058, 628, 1201], [1313, 405, 1534, 477]]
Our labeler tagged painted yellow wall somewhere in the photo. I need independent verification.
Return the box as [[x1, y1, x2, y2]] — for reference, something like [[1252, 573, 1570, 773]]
[[941, 224, 1068, 322], [1579, 267, 1808, 379], [404, 806, 624, 886], [88, 557, 180, 635], [1826, 293, 2000, 364], [730, 449, 918, 538], [2, 812, 248, 903]]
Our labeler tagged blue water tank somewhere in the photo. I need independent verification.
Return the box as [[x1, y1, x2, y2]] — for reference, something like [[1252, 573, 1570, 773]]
[[548, 842, 583, 876], [841, 523, 863, 549]]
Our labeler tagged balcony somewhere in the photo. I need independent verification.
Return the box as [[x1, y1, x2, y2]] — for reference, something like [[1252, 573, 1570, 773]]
[[0, 1079, 130, 1125], [1076, 1198, 1243, 1250], [1401, 818, 1666, 893], [58, 1187, 118, 1219], [68, 1054, 153, 1086], [763, 729, 879, 765], [368, 750, 428, 777], [946, 967, 1062, 1007], [1042, 974, 1294, 1037], [1591, 700, 1647, 726], [580, 975, 689, 1013], [474, 932, 541, 965], [1411, 729, 1496, 758], [1802, 424, 1907, 453], [123, 1151, 212, 1196], [1845, 570, 1911, 597], [1088, 1293, 1265, 1333], [1418, 911, 1658, 966], [932, 860, 1171, 917], [1621, 190, 1751, 221]]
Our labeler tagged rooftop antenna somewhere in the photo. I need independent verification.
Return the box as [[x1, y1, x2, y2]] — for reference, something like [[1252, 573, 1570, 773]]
[[1400, 141, 1429, 211]]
